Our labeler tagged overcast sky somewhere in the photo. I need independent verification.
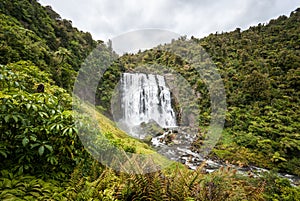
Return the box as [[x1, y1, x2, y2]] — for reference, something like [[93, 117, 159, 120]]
[[39, 0, 299, 42]]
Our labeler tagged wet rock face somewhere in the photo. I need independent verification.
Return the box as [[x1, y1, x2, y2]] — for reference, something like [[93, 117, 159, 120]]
[[137, 120, 165, 143], [139, 120, 165, 137]]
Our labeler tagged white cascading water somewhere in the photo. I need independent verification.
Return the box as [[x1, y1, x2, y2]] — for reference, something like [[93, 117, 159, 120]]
[[119, 73, 176, 136]]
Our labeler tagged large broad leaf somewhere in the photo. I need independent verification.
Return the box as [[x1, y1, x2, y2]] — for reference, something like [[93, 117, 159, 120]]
[[38, 146, 45, 156]]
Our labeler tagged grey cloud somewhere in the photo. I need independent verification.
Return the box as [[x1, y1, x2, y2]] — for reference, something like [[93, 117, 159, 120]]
[[111, 29, 180, 55], [39, 0, 299, 41]]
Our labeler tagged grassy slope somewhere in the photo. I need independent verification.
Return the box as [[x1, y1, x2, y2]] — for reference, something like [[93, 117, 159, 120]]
[[80, 102, 178, 171]]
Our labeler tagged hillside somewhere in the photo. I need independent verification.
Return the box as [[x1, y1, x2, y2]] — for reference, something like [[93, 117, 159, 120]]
[[96, 8, 300, 176], [199, 10, 300, 175], [0, 0, 98, 91], [0, 0, 299, 200]]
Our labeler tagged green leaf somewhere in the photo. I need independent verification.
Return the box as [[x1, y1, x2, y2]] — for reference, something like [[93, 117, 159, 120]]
[[32, 105, 38, 111], [30, 135, 37, 142], [12, 115, 18, 123], [38, 146, 44, 156], [47, 156, 58, 165], [18, 166, 24, 175], [38, 112, 49, 118], [50, 124, 56, 131], [30, 143, 40, 149], [44, 144, 53, 152], [26, 103, 31, 110], [0, 150, 7, 158], [4, 115, 10, 123], [22, 137, 29, 146], [56, 124, 62, 131], [69, 128, 73, 136], [62, 128, 68, 135], [73, 128, 78, 134]]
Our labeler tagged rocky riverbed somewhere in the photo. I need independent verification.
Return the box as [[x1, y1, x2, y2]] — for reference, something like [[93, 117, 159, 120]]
[[151, 129, 300, 186]]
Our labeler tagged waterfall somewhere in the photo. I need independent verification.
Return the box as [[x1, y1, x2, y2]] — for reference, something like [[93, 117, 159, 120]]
[[118, 73, 177, 138]]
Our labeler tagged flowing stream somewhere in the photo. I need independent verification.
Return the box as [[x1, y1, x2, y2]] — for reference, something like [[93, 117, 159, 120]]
[[116, 72, 299, 186], [151, 129, 300, 186]]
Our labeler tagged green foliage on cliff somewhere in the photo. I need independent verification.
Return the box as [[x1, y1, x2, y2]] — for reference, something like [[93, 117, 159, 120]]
[[0, 0, 98, 91]]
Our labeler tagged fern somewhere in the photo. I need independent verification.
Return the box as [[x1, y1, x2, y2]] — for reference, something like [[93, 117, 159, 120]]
[[0, 169, 65, 200]]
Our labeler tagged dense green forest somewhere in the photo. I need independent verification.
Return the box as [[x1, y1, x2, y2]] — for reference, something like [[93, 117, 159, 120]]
[[96, 8, 300, 176], [0, 0, 299, 200]]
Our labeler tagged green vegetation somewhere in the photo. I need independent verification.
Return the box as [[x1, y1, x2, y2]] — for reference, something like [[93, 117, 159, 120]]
[[201, 10, 300, 176], [0, 0, 299, 200], [96, 8, 300, 177], [0, 58, 269, 201], [0, 0, 97, 91]]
